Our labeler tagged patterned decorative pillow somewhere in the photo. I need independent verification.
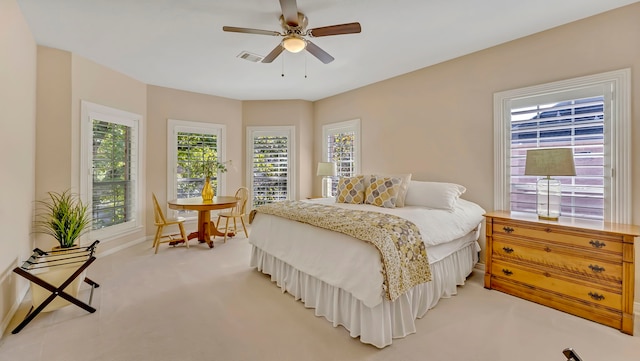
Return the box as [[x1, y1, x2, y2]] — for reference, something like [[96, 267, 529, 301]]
[[364, 176, 402, 208], [335, 176, 365, 204], [374, 173, 412, 207]]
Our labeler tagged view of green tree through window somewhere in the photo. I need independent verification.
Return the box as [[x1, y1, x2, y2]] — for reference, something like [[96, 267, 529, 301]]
[[176, 132, 220, 199], [92, 119, 133, 229]]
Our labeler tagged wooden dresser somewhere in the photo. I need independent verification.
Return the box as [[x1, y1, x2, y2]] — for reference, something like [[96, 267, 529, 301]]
[[484, 211, 639, 334]]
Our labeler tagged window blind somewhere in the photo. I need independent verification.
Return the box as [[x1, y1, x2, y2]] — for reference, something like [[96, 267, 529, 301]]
[[510, 96, 605, 220], [252, 135, 289, 207], [327, 131, 355, 196]]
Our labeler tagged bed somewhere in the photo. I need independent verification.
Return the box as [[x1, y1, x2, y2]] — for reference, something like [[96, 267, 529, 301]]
[[248, 176, 485, 348]]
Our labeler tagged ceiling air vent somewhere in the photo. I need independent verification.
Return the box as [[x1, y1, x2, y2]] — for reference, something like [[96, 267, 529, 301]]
[[237, 51, 264, 63]]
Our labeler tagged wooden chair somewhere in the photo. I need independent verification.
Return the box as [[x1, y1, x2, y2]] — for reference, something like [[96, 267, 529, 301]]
[[152, 193, 188, 254], [215, 187, 249, 242]]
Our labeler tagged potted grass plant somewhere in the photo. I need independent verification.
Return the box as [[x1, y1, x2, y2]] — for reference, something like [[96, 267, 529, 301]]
[[35, 190, 92, 250]]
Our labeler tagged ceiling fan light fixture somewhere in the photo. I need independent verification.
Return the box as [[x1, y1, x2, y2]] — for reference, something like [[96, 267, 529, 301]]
[[282, 35, 306, 53]]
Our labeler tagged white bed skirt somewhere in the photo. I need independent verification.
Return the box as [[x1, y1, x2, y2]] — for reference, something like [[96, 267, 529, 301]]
[[250, 242, 478, 348]]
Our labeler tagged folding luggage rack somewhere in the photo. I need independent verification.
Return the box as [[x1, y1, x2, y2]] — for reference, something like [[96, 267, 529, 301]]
[[11, 240, 100, 334]]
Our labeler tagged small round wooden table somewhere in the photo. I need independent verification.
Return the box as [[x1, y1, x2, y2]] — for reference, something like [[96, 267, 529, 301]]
[[167, 196, 238, 248]]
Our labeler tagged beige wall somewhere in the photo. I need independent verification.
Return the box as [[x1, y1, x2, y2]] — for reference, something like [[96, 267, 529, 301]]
[[243, 100, 314, 199], [314, 4, 640, 299], [33, 47, 148, 255], [0, 0, 37, 335], [146, 85, 243, 229], [3, 0, 640, 336]]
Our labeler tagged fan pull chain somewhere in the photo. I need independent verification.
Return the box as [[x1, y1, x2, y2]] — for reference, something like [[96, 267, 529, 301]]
[[281, 54, 285, 77], [304, 54, 307, 78]]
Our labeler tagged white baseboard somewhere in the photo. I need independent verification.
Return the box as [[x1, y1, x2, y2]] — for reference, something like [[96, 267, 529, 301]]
[[0, 258, 29, 340], [97, 236, 148, 258], [0, 287, 28, 339], [635, 301, 640, 336]]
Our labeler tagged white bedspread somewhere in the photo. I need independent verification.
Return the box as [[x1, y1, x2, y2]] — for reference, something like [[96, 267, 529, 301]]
[[305, 197, 484, 246], [248, 198, 485, 308]]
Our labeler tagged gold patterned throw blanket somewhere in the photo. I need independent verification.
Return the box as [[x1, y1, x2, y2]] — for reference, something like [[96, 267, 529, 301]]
[[252, 201, 431, 302]]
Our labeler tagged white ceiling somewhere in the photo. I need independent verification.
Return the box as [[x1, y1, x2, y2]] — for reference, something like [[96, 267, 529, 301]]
[[16, 0, 638, 101]]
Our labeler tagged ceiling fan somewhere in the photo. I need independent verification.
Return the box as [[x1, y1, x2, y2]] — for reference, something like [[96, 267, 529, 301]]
[[223, 0, 361, 64]]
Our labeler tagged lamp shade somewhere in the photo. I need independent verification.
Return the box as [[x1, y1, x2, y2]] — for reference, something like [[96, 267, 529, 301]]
[[316, 162, 337, 177], [524, 148, 576, 176], [282, 35, 306, 53]]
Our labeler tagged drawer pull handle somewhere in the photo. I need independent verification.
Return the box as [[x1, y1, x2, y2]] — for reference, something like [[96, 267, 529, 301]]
[[503, 227, 514, 234], [588, 292, 605, 301], [588, 264, 605, 273], [589, 240, 606, 249], [502, 247, 514, 254], [502, 269, 513, 276]]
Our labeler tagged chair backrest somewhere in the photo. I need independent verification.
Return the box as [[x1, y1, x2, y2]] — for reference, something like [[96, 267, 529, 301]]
[[152, 193, 167, 225], [234, 187, 249, 215]]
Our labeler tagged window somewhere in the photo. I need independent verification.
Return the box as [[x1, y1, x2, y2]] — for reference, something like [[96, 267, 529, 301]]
[[81, 101, 143, 239], [168, 119, 226, 217], [322, 119, 361, 196], [247, 126, 295, 209], [494, 69, 631, 222]]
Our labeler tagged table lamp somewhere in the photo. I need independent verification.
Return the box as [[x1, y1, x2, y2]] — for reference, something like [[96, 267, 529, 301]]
[[316, 162, 337, 198], [524, 148, 576, 220]]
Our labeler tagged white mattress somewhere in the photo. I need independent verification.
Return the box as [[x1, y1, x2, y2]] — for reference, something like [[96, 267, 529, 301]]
[[248, 198, 484, 308]]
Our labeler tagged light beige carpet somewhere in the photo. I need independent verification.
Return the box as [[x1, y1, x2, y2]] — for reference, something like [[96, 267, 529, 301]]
[[1, 236, 640, 361]]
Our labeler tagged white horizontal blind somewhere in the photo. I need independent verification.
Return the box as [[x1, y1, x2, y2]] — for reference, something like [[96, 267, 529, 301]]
[[510, 96, 605, 220], [326, 131, 356, 196], [251, 134, 289, 208]]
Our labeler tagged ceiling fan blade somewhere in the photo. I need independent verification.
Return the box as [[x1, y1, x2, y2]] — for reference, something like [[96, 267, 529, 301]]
[[305, 41, 334, 64], [279, 0, 299, 27], [262, 45, 285, 63], [309, 22, 362, 37], [223, 26, 281, 36]]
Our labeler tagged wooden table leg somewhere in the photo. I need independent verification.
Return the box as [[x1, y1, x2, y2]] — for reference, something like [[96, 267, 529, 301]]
[[191, 209, 236, 249], [198, 210, 214, 248]]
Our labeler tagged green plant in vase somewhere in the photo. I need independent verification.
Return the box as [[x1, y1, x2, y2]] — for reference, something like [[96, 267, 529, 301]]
[[35, 190, 92, 249], [202, 160, 230, 201]]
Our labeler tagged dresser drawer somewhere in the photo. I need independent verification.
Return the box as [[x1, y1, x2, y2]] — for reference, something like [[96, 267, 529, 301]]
[[492, 239, 623, 285], [484, 211, 639, 335], [491, 261, 621, 310], [492, 220, 623, 254]]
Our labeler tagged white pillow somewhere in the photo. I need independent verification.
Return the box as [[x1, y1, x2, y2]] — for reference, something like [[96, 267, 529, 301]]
[[404, 181, 467, 211]]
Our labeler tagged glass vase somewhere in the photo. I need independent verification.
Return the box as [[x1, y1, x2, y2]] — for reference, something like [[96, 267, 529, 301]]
[[536, 177, 561, 220]]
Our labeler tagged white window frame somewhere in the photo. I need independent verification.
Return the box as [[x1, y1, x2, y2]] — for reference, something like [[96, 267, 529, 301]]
[[80, 100, 144, 242], [493, 69, 631, 223], [246, 126, 296, 210], [322, 119, 361, 196], [167, 119, 226, 218]]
